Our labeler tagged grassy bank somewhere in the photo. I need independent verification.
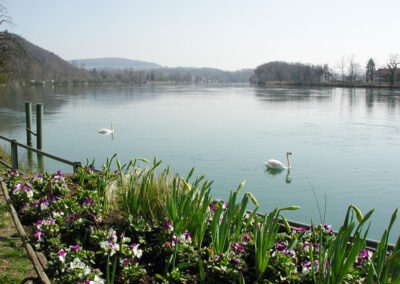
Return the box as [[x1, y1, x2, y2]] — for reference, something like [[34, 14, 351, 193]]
[[0, 179, 36, 283], [0, 147, 36, 283]]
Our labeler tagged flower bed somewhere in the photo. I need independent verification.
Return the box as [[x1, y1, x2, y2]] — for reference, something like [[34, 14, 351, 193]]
[[2, 158, 400, 283]]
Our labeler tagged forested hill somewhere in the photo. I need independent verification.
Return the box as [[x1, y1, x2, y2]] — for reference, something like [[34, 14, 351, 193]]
[[2, 32, 92, 83], [70, 57, 162, 70], [1, 33, 254, 84], [252, 61, 324, 84]]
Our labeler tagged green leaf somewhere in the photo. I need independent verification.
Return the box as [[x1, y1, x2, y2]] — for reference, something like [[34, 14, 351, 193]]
[[236, 179, 246, 194], [350, 204, 363, 223], [246, 192, 259, 207], [198, 259, 205, 281], [280, 205, 301, 211], [136, 157, 149, 163], [280, 213, 291, 233]]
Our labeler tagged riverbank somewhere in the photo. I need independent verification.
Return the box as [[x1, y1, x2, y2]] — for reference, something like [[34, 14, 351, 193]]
[[257, 81, 400, 89]]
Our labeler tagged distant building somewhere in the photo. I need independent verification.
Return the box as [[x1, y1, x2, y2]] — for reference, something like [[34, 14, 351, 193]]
[[320, 65, 333, 82], [374, 68, 400, 82]]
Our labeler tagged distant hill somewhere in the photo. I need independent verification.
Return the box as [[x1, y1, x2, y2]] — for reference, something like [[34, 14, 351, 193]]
[[0, 33, 253, 84], [70, 57, 162, 71], [2, 32, 92, 83]]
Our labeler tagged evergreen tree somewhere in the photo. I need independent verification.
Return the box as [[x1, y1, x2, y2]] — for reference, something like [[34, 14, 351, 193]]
[[365, 58, 375, 82]]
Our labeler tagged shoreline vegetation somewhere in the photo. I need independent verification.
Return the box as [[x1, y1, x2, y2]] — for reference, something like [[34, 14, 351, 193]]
[[1, 33, 399, 90], [1, 156, 399, 283], [1, 80, 400, 90], [256, 81, 400, 89]]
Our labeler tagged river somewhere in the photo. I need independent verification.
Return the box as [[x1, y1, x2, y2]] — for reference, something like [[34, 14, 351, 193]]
[[0, 84, 399, 242]]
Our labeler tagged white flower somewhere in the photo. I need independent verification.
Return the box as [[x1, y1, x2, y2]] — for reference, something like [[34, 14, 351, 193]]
[[90, 275, 105, 284], [84, 266, 91, 276], [70, 258, 85, 270], [25, 188, 33, 198], [13, 183, 22, 195], [132, 244, 143, 258], [121, 236, 131, 243], [107, 228, 118, 243], [101, 240, 120, 256]]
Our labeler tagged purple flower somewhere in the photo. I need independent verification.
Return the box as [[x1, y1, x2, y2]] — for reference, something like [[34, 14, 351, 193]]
[[302, 260, 310, 267], [323, 224, 333, 232], [275, 242, 286, 251], [113, 170, 120, 174], [357, 249, 373, 263], [39, 200, 49, 211], [209, 204, 216, 213], [241, 235, 251, 242], [123, 259, 130, 265], [172, 235, 181, 243], [70, 245, 80, 251], [231, 258, 241, 264], [164, 221, 174, 232], [233, 242, 246, 253], [83, 198, 93, 206], [34, 230, 42, 238], [30, 201, 39, 209], [58, 250, 66, 257]]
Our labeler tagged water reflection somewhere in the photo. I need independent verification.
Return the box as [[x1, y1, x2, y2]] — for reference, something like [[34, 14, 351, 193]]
[[254, 86, 400, 113], [264, 168, 292, 184], [255, 86, 333, 103]]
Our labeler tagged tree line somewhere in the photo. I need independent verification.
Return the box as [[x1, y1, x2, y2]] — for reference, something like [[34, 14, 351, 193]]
[[252, 55, 400, 87]]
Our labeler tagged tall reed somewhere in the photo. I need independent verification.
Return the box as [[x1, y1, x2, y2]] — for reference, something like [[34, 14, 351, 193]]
[[166, 168, 213, 248], [312, 205, 373, 283], [254, 205, 300, 281], [210, 180, 259, 255], [366, 208, 400, 284]]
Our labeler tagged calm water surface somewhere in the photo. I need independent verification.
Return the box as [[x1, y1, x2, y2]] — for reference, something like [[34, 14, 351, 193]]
[[1, 84, 399, 242]]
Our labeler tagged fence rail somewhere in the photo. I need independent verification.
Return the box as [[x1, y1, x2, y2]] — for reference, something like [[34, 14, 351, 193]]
[[0, 135, 79, 171]]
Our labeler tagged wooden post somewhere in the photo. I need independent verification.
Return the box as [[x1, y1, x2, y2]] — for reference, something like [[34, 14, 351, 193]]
[[36, 104, 43, 150], [11, 139, 18, 170], [25, 102, 33, 147], [37, 153, 44, 174]]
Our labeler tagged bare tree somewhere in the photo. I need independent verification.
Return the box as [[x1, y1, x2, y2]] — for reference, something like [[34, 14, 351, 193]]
[[348, 55, 361, 83], [335, 56, 346, 82], [0, 3, 25, 83], [387, 53, 399, 87]]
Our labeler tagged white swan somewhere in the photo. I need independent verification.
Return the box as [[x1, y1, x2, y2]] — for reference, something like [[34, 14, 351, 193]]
[[264, 152, 292, 170], [97, 123, 115, 135]]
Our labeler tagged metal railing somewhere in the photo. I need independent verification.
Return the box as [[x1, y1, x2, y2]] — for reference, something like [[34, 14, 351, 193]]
[[0, 135, 80, 173]]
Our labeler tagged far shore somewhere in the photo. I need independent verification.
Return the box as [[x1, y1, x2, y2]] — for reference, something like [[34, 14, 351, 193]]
[[256, 81, 400, 89]]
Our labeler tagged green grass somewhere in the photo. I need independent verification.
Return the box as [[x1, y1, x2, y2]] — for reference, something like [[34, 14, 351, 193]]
[[0, 188, 36, 283]]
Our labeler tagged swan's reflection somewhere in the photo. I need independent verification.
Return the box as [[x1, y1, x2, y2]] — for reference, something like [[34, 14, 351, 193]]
[[265, 168, 292, 184]]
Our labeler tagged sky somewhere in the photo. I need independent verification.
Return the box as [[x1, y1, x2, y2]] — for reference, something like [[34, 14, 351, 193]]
[[4, 0, 400, 71]]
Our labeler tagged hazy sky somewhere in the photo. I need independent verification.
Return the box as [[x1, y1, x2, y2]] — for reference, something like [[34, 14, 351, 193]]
[[5, 0, 400, 71]]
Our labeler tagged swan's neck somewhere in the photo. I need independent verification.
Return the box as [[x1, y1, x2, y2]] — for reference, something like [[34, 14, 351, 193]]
[[286, 154, 291, 169]]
